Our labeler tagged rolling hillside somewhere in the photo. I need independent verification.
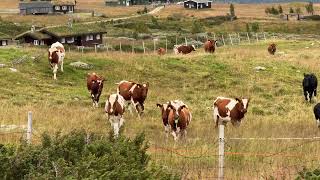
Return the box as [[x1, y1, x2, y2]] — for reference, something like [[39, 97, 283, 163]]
[[1, 40, 320, 178]]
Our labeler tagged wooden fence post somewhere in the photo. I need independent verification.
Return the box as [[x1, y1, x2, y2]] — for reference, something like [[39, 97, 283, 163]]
[[153, 39, 156, 53], [256, 33, 259, 42], [222, 35, 225, 46], [132, 41, 134, 54], [175, 36, 178, 45], [119, 41, 122, 52], [142, 41, 145, 54], [229, 34, 233, 46], [26, 111, 32, 144], [247, 32, 250, 44], [263, 32, 267, 41], [185, 37, 187, 46], [213, 33, 216, 40], [94, 44, 97, 53], [237, 33, 241, 44], [106, 43, 109, 52], [218, 124, 225, 180], [165, 37, 168, 52]]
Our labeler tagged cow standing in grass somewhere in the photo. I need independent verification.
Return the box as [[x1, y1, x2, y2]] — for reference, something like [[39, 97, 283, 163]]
[[157, 100, 192, 141], [117, 80, 149, 117], [157, 48, 166, 55], [48, 42, 65, 80], [268, 43, 276, 55], [174, 45, 196, 54], [105, 94, 126, 137], [303, 73, 318, 102], [213, 97, 250, 127], [87, 73, 104, 107], [204, 40, 217, 53]]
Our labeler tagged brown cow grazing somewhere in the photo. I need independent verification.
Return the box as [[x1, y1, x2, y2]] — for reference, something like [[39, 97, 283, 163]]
[[204, 40, 217, 53], [105, 93, 126, 137], [157, 100, 192, 141], [117, 80, 149, 117], [174, 45, 196, 54], [213, 97, 250, 128], [268, 43, 276, 55], [87, 73, 104, 107], [48, 42, 65, 80], [157, 47, 166, 55]]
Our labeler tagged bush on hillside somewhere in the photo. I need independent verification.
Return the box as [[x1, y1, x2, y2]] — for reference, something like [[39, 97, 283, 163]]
[[304, 15, 320, 21], [296, 167, 320, 179], [0, 130, 180, 179]]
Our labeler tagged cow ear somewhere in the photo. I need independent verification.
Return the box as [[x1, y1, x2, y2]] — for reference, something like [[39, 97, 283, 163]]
[[235, 97, 241, 103], [143, 82, 149, 88], [178, 105, 186, 112], [156, 103, 163, 108]]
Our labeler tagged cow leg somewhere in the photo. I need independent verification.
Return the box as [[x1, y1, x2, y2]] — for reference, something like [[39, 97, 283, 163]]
[[113, 122, 119, 138], [309, 91, 313, 103], [164, 125, 170, 138], [119, 116, 125, 128], [53, 64, 58, 80], [304, 90, 308, 101], [315, 89, 317, 97], [60, 56, 64, 72], [171, 131, 178, 141]]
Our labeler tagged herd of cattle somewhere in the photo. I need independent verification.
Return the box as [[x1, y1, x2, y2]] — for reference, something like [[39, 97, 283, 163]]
[[47, 41, 319, 140]]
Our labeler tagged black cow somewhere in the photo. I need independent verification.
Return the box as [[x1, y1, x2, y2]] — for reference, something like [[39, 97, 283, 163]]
[[313, 103, 320, 128], [303, 73, 318, 102]]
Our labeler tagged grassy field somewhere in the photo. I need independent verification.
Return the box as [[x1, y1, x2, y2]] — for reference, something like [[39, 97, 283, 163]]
[[1, 39, 320, 178]]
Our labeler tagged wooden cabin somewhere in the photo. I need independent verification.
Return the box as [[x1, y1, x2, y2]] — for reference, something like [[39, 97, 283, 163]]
[[19, 0, 76, 15], [0, 33, 11, 46], [183, 0, 211, 9]]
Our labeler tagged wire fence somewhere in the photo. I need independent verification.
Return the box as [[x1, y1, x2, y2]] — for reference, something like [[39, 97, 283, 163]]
[[66, 32, 320, 54]]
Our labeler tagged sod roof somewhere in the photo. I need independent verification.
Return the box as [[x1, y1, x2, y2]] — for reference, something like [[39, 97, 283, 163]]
[[0, 32, 11, 40], [42, 23, 107, 37], [15, 31, 51, 40], [51, 0, 76, 6]]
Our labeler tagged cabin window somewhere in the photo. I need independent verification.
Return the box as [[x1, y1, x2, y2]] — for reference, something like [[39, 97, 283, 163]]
[[67, 37, 74, 43], [62, 6, 67, 10], [55, 6, 60, 10], [33, 40, 39, 45], [61, 38, 65, 43], [2, 40, 7, 46], [96, 34, 101, 40], [40, 40, 44, 45], [86, 35, 94, 41]]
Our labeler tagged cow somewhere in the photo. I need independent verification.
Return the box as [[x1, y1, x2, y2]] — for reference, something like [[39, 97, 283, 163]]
[[48, 42, 65, 80], [157, 47, 166, 55], [268, 43, 276, 55], [213, 97, 250, 128], [156, 100, 192, 141], [87, 73, 104, 107], [117, 80, 149, 117], [174, 45, 196, 54], [105, 94, 126, 137], [204, 40, 217, 53], [303, 73, 318, 102], [313, 103, 320, 128]]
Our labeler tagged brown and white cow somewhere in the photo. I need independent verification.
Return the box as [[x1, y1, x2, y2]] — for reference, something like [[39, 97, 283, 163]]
[[174, 45, 196, 54], [48, 42, 65, 80], [105, 93, 126, 137], [157, 100, 192, 141], [204, 40, 217, 53], [213, 97, 250, 128], [268, 43, 276, 55], [117, 80, 149, 117], [87, 73, 104, 107], [157, 47, 166, 55]]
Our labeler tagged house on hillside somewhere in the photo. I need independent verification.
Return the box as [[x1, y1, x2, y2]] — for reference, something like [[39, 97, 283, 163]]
[[105, 0, 130, 6], [0, 33, 11, 46], [15, 24, 107, 47], [183, 0, 212, 9], [19, 0, 76, 15]]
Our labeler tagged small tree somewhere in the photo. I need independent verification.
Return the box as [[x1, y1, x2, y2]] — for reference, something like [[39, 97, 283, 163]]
[[251, 22, 260, 32], [278, 5, 283, 14], [296, 7, 301, 14], [230, 3, 235, 17], [265, 7, 271, 14], [289, 7, 294, 13], [271, 6, 279, 15], [305, 2, 314, 15]]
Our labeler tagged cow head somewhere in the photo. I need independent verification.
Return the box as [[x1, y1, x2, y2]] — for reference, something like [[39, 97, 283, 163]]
[[140, 82, 149, 100], [191, 45, 196, 51], [91, 78, 105, 107], [235, 97, 250, 114]]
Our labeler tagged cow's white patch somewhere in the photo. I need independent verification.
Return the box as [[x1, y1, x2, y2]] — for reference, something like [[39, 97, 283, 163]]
[[143, 83, 147, 87], [192, 44, 196, 50], [171, 131, 178, 141], [226, 99, 238, 111], [129, 84, 137, 93], [108, 94, 118, 113]]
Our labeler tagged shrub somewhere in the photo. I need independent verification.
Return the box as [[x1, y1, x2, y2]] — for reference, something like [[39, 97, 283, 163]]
[[191, 20, 204, 34], [251, 22, 260, 32], [0, 130, 180, 179], [296, 167, 320, 179]]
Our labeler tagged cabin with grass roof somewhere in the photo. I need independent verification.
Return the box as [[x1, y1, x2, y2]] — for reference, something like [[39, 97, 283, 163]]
[[15, 24, 107, 47], [19, 0, 76, 15]]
